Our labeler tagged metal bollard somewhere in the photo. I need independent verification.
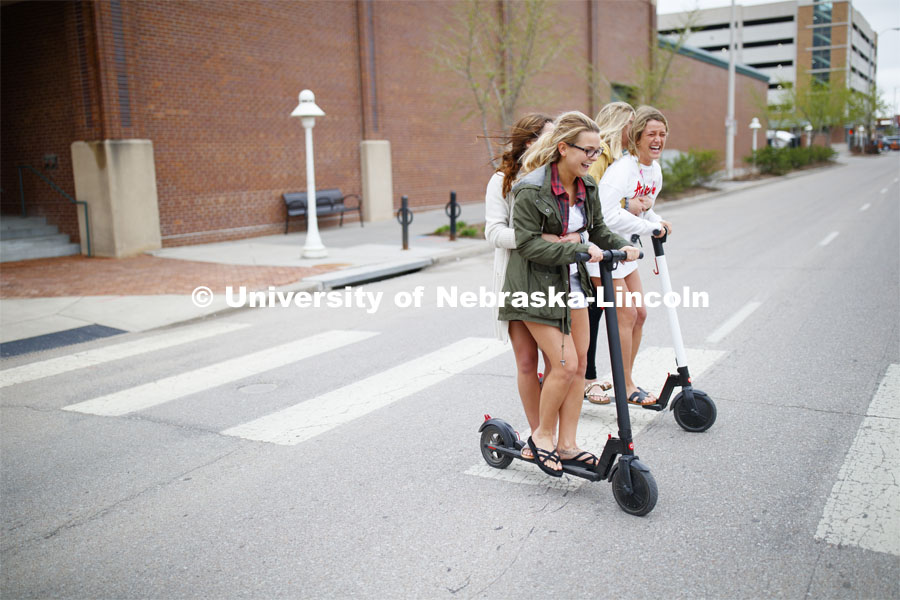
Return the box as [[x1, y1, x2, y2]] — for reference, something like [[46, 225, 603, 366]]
[[445, 191, 462, 241], [396, 195, 413, 250]]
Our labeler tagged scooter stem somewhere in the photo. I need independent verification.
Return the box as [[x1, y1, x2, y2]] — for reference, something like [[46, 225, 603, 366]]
[[599, 261, 634, 450], [652, 235, 688, 369]]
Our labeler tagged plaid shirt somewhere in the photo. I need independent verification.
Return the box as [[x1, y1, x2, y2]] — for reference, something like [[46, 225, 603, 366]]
[[549, 162, 586, 236]]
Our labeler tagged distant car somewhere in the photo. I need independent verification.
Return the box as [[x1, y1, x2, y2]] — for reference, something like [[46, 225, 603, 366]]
[[885, 136, 900, 151], [767, 130, 800, 148]]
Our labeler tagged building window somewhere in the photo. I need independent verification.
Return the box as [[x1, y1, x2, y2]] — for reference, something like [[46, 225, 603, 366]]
[[812, 49, 831, 70], [813, 71, 830, 84], [813, 27, 832, 47], [611, 83, 637, 105], [813, 1, 832, 25], [748, 60, 794, 69]]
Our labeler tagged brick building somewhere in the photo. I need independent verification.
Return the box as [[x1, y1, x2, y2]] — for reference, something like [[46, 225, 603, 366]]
[[1, 0, 766, 255]]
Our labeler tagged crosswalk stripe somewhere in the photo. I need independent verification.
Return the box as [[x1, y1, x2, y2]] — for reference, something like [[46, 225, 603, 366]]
[[0, 321, 251, 389], [466, 346, 727, 488], [814, 364, 900, 556], [62, 330, 379, 417], [223, 337, 509, 446]]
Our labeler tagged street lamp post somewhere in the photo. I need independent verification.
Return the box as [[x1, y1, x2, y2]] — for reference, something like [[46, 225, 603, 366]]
[[725, 0, 737, 179], [291, 90, 327, 258], [749, 117, 761, 171]]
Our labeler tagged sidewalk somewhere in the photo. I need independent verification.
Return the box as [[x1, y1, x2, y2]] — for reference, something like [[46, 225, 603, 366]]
[[0, 204, 488, 350], [0, 156, 849, 354]]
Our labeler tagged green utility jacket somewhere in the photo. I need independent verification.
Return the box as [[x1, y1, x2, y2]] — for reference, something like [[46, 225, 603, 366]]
[[498, 164, 628, 334]]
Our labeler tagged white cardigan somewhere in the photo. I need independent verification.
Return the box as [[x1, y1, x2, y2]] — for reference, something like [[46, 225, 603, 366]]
[[484, 172, 517, 343]]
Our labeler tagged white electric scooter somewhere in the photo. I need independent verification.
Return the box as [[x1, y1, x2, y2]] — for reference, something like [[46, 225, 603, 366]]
[[641, 230, 717, 432]]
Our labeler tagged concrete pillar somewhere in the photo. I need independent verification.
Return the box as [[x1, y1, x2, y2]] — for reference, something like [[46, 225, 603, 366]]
[[70, 140, 162, 257], [359, 140, 394, 223]]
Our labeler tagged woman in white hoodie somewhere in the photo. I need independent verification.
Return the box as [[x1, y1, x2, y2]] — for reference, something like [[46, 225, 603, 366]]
[[485, 113, 572, 459], [596, 105, 673, 406]]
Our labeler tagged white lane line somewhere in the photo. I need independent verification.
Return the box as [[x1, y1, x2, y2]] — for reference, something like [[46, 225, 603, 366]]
[[0, 322, 250, 389], [860, 203, 871, 212], [815, 364, 900, 557], [706, 301, 762, 344], [63, 330, 378, 417], [818, 231, 840, 247], [224, 337, 509, 446], [881, 188, 888, 194], [466, 347, 727, 489]]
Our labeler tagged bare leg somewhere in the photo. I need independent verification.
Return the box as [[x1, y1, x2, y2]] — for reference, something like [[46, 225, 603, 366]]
[[623, 270, 648, 375], [613, 277, 638, 393], [616, 272, 655, 404], [522, 320, 579, 473], [508, 320, 541, 432], [556, 307, 591, 452]]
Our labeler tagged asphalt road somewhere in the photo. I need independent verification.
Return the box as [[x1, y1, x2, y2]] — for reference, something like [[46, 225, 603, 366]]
[[1, 153, 898, 599]]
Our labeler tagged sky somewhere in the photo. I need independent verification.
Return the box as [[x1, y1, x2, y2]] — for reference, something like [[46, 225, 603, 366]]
[[656, 0, 900, 115]]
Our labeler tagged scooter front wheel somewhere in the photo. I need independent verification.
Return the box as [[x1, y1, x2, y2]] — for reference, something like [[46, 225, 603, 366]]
[[672, 389, 717, 432], [611, 466, 658, 516], [480, 425, 513, 469]]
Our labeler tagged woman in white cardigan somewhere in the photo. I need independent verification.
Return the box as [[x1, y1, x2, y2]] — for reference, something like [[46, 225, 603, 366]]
[[596, 105, 673, 405], [485, 113, 582, 459]]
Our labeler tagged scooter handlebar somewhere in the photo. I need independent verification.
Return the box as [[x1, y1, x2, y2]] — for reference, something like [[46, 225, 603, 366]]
[[574, 250, 643, 263]]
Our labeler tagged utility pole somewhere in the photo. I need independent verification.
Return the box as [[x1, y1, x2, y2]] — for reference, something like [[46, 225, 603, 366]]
[[725, 0, 736, 180]]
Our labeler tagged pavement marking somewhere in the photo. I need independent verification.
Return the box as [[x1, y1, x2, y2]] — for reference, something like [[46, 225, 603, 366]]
[[62, 330, 378, 417], [880, 187, 888, 194], [0, 321, 250, 389], [223, 337, 509, 445], [818, 231, 840, 247], [860, 203, 871, 212], [466, 346, 727, 489], [706, 301, 763, 344], [815, 364, 900, 557]]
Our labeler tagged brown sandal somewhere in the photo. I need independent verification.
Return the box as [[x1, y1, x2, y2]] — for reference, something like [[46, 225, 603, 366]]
[[585, 382, 611, 405]]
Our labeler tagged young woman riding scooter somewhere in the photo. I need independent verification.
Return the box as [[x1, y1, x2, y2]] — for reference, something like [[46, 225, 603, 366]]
[[498, 111, 640, 477]]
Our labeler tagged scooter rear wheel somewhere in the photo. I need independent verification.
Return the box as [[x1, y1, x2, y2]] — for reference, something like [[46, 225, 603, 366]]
[[611, 466, 658, 516], [672, 389, 716, 432], [480, 425, 513, 469]]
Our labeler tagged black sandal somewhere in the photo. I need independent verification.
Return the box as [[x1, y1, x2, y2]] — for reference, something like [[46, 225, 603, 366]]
[[627, 388, 656, 406], [527, 437, 562, 478]]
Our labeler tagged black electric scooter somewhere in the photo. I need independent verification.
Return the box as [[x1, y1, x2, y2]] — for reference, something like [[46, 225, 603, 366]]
[[641, 230, 717, 432], [479, 249, 658, 517]]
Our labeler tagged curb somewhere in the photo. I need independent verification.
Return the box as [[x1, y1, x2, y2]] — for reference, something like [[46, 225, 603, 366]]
[[161, 242, 492, 328], [657, 160, 846, 211]]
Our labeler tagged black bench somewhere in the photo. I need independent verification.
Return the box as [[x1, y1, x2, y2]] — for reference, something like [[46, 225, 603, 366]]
[[283, 188, 363, 233]]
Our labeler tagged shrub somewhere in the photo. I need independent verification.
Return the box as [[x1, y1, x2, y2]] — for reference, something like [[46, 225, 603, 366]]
[[746, 145, 836, 175], [660, 149, 720, 196]]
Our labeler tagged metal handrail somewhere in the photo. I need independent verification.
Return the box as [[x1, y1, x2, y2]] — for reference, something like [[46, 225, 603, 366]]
[[17, 164, 91, 257]]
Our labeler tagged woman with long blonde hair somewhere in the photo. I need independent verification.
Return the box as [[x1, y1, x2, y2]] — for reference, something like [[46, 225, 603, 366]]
[[498, 111, 640, 477], [582, 102, 645, 404], [596, 105, 673, 406]]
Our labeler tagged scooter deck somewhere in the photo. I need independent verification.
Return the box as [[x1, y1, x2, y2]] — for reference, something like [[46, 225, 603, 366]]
[[489, 441, 606, 482]]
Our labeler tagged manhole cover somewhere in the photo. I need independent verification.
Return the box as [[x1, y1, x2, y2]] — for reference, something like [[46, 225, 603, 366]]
[[238, 383, 278, 395]]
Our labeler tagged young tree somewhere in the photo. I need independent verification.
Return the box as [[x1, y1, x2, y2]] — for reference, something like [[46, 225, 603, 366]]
[[847, 86, 890, 147], [788, 76, 850, 145], [432, 0, 565, 167]]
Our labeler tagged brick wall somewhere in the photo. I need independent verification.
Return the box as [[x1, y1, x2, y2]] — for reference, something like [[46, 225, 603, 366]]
[[661, 53, 770, 168], [125, 0, 365, 245], [3, 0, 768, 248]]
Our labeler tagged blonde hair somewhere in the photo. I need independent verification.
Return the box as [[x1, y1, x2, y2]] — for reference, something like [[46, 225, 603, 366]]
[[594, 102, 635, 160], [520, 111, 600, 173], [629, 105, 669, 153]]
